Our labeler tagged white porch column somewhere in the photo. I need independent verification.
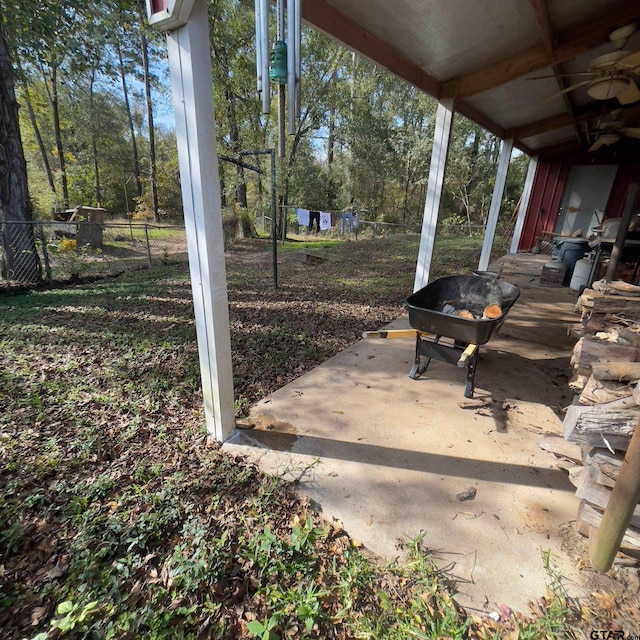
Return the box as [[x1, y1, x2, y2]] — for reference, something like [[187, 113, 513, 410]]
[[509, 155, 538, 254], [414, 99, 454, 292], [478, 137, 513, 272], [166, 0, 235, 442]]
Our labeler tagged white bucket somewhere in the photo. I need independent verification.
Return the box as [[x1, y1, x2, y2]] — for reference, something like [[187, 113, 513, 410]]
[[570, 257, 592, 291]]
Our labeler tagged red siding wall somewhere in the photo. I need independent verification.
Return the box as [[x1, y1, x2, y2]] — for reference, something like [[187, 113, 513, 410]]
[[519, 143, 640, 251], [519, 158, 570, 251]]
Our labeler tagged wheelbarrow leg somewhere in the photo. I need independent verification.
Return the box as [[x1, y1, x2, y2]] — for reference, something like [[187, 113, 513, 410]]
[[409, 334, 440, 379], [464, 349, 480, 398]]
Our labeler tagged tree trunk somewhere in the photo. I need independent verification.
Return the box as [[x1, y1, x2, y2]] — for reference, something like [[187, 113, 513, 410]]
[[223, 85, 247, 208], [89, 69, 102, 207], [117, 43, 142, 199], [219, 163, 227, 208], [50, 64, 69, 209], [141, 31, 159, 221], [0, 10, 40, 283], [326, 107, 336, 210], [14, 57, 56, 199]]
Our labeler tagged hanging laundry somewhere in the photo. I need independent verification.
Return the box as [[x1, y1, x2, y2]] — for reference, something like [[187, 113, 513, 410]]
[[319, 211, 332, 231], [352, 212, 360, 228], [309, 211, 320, 232], [297, 208, 310, 226]]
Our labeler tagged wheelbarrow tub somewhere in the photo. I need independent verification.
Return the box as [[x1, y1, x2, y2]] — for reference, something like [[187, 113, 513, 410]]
[[405, 275, 520, 346]]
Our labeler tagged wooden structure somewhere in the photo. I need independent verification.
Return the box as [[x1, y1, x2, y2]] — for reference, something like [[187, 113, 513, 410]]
[[561, 282, 640, 562]]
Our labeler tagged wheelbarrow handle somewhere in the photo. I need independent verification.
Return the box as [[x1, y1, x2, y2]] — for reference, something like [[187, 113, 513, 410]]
[[457, 343, 478, 367], [362, 329, 431, 339]]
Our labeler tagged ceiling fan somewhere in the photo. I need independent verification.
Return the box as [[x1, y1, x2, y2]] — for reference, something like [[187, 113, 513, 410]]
[[588, 119, 640, 151], [535, 24, 640, 105]]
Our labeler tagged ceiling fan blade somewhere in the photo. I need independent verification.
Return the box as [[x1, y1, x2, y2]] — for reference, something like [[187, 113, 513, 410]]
[[589, 132, 622, 151], [527, 72, 593, 80], [618, 50, 640, 70], [617, 78, 640, 105], [588, 137, 607, 152], [621, 127, 640, 139], [537, 79, 594, 104]]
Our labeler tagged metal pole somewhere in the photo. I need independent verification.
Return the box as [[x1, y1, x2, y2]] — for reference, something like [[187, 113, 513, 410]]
[[605, 183, 639, 282], [271, 150, 278, 289], [277, 0, 285, 159], [287, 0, 296, 135], [144, 224, 152, 267], [259, 0, 270, 114], [37, 222, 52, 283], [239, 148, 278, 289], [123, 171, 134, 242]]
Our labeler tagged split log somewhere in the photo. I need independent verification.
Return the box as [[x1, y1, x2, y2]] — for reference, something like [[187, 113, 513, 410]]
[[538, 434, 583, 463], [584, 447, 624, 486], [583, 317, 616, 335], [590, 298, 640, 316], [617, 328, 640, 347], [610, 280, 640, 295], [591, 361, 640, 382], [568, 466, 586, 488], [570, 335, 640, 373], [563, 399, 639, 450], [575, 473, 640, 528], [568, 372, 589, 393], [576, 501, 640, 550], [578, 375, 632, 405], [586, 462, 617, 490]]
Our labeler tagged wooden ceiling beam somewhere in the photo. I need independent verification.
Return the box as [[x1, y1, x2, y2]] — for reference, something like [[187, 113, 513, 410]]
[[441, 3, 640, 100], [506, 103, 618, 140], [529, 0, 555, 55], [528, 0, 582, 143], [300, 0, 441, 98], [507, 112, 573, 140]]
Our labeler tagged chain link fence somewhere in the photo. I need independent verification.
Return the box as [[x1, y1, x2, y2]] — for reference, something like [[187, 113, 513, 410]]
[[1, 221, 188, 288]]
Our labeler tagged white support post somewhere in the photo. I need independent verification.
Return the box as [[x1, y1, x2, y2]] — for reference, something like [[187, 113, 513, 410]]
[[166, 0, 236, 442], [478, 137, 513, 272], [510, 155, 538, 253], [413, 99, 454, 292]]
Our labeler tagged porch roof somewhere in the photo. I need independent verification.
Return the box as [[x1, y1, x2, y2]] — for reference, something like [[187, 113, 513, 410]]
[[301, 0, 640, 156]]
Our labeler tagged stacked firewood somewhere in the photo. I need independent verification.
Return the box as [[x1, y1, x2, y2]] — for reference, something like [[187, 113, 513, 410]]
[[561, 280, 640, 554]]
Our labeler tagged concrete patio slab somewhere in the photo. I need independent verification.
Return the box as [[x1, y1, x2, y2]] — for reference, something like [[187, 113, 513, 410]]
[[225, 253, 587, 614]]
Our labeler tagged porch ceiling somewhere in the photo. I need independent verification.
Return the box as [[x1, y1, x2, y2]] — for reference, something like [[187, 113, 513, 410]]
[[301, 0, 640, 156]]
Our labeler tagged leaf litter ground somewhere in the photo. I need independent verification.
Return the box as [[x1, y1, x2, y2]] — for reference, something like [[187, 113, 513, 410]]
[[1, 235, 637, 638]]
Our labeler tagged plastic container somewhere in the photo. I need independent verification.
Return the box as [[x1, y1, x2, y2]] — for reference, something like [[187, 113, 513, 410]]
[[540, 260, 567, 287], [551, 237, 589, 274], [570, 257, 592, 291]]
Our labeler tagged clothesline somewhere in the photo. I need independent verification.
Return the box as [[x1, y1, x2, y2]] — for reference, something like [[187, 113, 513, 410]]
[[295, 207, 360, 233], [280, 204, 368, 214]]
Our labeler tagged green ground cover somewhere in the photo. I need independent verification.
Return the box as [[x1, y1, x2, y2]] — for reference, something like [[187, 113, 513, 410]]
[[0, 235, 601, 638]]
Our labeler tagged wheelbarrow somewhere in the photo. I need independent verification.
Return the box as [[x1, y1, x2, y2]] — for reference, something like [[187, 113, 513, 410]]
[[364, 274, 520, 398]]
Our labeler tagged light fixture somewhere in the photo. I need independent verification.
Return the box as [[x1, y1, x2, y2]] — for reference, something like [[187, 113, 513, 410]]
[[587, 76, 630, 100]]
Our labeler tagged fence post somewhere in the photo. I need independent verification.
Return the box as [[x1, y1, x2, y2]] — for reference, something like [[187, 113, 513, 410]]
[[37, 222, 52, 283], [144, 224, 152, 267]]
